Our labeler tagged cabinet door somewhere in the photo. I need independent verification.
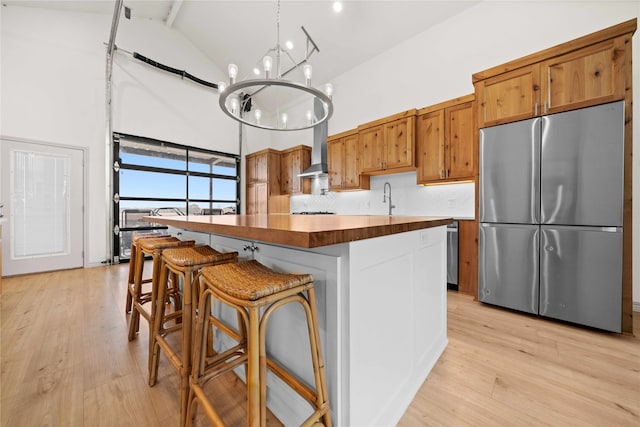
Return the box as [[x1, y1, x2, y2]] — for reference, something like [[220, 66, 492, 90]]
[[255, 153, 268, 181], [255, 182, 268, 214], [541, 36, 626, 115], [358, 125, 384, 173], [327, 139, 344, 190], [476, 64, 541, 127], [384, 116, 414, 170], [446, 102, 475, 180], [246, 155, 256, 183], [280, 151, 293, 194], [343, 133, 365, 189], [416, 110, 444, 183], [246, 184, 256, 214]]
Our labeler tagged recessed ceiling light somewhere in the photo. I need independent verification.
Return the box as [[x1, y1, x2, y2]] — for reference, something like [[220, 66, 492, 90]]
[[253, 67, 260, 76], [285, 40, 294, 50], [333, 1, 343, 13]]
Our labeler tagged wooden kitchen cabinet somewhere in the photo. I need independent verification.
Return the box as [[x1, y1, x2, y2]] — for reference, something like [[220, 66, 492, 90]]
[[327, 129, 370, 191], [474, 23, 632, 127], [280, 145, 311, 195], [245, 149, 281, 214], [416, 95, 475, 184], [457, 219, 478, 297], [541, 36, 627, 115], [474, 64, 541, 126], [358, 109, 416, 175]]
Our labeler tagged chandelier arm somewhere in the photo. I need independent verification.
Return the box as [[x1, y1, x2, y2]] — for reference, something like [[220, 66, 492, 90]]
[[301, 26, 320, 54], [245, 58, 309, 99]]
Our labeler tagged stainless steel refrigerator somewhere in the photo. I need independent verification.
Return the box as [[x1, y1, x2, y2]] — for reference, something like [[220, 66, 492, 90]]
[[478, 101, 624, 332]]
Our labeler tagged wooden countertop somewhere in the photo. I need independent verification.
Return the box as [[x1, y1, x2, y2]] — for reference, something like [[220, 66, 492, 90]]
[[144, 214, 452, 249]]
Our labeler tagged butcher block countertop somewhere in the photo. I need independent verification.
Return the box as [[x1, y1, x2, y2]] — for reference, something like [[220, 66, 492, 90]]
[[144, 214, 452, 249]]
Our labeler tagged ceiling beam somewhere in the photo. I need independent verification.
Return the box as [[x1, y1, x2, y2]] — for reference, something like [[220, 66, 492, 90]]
[[165, 0, 183, 28]]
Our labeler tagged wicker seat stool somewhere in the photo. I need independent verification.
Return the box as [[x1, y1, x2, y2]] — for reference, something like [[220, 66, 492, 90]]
[[125, 232, 170, 314], [149, 245, 238, 427], [128, 236, 195, 345], [187, 260, 331, 427]]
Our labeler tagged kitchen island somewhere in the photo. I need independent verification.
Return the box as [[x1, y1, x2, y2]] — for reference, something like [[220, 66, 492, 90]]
[[144, 214, 451, 426]]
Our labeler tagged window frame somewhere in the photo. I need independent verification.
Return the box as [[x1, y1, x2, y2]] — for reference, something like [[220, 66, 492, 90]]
[[112, 132, 240, 262]]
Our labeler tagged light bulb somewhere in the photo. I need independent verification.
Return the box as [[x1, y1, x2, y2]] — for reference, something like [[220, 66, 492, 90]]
[[333, 1, 343, 13], [254, 109, 262, 124], [217, 81, 226, 93], [263, 55, 273, 78], [306, 110, 313, 124], [253, 67, 260, 76], [281, 113, 288, 128], [324, 83, 333, 98], [228, 63, 238, 84], [303, 64, 312, 86], [229, 95, 239, 115]]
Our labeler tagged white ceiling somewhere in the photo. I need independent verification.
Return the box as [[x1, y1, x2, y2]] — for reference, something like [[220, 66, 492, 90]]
[[7, 0, 480, 86]]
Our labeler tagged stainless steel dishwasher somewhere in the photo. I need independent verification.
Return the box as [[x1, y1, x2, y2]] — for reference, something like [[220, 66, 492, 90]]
[[447, 221, 458, 290]]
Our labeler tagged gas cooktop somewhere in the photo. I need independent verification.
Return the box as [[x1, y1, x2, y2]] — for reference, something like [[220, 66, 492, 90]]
[[291, 211, 336, 215]]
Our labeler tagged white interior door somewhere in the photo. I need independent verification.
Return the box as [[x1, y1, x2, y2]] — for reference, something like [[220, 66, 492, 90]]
[[1, 139, 84, 276]]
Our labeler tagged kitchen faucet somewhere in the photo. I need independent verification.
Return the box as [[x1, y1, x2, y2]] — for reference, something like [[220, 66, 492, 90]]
[[383, 182, 395, 216]]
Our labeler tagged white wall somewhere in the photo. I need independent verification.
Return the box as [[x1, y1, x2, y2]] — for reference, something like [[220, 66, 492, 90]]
[[0, 5, 236, 266]]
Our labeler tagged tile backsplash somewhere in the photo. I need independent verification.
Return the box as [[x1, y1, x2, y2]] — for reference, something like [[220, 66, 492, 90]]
[[291, 172, 475, 219]]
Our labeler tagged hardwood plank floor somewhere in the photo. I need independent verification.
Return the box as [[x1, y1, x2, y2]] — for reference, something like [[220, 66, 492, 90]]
[[1, 264, 639, 426]]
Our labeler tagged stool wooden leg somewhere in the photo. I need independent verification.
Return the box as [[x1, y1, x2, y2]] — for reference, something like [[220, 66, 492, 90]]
[[306, 287, 332, 427], [128, 247, 146, 341], [247, 305, 261, 427], [149, 258, 169, 387], [179, 270, 195, 427], [126, 243, 136, 313]]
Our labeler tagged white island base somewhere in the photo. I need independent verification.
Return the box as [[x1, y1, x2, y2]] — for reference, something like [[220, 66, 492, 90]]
[[175, 225, 448, 426]]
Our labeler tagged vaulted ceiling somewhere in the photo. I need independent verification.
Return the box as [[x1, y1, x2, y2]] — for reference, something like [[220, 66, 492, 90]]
[[7, 1, 480, 88]]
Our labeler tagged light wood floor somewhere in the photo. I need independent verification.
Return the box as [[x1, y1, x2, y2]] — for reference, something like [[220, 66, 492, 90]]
[[1, 264, 639, 426]]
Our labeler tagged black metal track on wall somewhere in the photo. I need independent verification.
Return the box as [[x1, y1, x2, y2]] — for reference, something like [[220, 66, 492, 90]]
[[131, 52, 219, 90]]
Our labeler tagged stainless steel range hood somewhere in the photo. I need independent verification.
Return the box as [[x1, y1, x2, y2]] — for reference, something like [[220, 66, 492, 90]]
[[299, 98, 328, 178]]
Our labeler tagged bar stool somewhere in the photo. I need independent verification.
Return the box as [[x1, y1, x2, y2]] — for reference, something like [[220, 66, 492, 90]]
[[149, 245, 238, 427], [187, 260, 331, 427], [128, 236, 195, 345], [125, 232, 170, 314]]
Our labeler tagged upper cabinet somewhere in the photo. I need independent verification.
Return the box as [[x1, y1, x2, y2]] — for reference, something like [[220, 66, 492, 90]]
[[473, 20, 634, 128], [327, 129, 370, 191], [416, 95, 475, 184], [280, 145, 311, 195], [541, 37, 626, 115], [474, 64, 541, 126], [358, 109, 416, 175]]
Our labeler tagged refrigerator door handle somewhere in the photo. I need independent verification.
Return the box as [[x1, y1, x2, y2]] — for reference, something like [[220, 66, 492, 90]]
[[531, 117, 541, 224]]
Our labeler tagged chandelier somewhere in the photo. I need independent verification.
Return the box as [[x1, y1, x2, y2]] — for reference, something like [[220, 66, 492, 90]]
[[218, 0, 334, 131]]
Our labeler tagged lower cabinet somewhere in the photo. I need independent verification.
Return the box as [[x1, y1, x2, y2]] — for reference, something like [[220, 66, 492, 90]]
[[246, 182, 268, 214], [457, 219, 478, 297]]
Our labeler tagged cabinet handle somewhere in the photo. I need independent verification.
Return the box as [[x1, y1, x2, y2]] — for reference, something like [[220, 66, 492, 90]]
[[535, 103, 539, 116], [544, 102, 548, 115]]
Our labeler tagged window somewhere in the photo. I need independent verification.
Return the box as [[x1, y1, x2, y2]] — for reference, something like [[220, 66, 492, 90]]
[[112, 133, 239, 261]]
